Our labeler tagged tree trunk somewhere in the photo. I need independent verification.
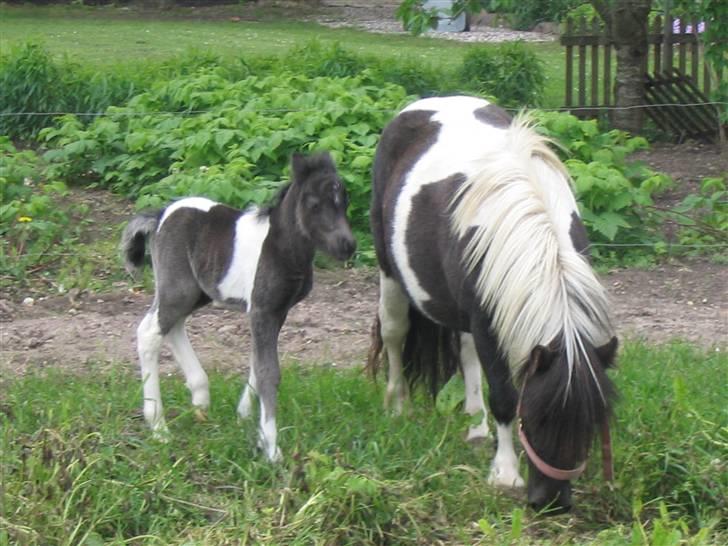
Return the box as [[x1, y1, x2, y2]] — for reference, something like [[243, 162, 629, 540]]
[[592, 0, 652, 134]]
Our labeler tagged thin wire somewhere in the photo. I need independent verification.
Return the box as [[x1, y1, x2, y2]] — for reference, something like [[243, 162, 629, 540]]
[[0, 101, 726, 118], [4, 242, 727, 259]]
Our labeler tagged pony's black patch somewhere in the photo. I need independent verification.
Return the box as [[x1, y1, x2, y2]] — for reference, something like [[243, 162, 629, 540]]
[[568, 211, 590, 256], [371, 110, 441, 277], [406, 172, 471, 328], [474, 104, 512, 128]]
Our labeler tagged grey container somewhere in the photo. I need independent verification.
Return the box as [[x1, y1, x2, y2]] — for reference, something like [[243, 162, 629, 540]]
[[424, 0, 468, 32]]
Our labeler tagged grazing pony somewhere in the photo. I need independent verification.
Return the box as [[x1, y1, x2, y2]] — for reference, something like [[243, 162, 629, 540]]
[[121, 152, 356, 461], [368, 96, 618, 512]]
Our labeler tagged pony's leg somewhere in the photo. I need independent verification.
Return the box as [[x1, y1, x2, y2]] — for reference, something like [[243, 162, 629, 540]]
[[247, 311, 283, 462], [490, 421, 524, 488], [460, 333, 490, 443], [472, 328, 525, 488], [378, 271, 410, 415], [166, 318, 209, 421], [136, 308, 168, 439], [237, 353, 257, 419]]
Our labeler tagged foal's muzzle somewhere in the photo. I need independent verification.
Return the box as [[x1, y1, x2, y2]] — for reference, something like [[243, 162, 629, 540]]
[[335, 234, 357, 261]]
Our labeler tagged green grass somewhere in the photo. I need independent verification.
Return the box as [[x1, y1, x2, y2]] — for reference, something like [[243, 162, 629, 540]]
[[1, 341, 725, 544], [0, 4, 566, 108]]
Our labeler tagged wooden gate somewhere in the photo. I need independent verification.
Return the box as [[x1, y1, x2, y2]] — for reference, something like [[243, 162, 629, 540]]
[[561, 16, 720, 141]]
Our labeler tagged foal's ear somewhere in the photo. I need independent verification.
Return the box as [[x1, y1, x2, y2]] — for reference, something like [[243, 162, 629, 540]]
[[291, 153, 310, 182], [530, 345, 557, 374], [595, 336, 619, 368], [291, 152, 333, 183]]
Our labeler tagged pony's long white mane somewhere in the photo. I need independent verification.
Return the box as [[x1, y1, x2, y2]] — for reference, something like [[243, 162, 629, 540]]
[[450, 113, 613, 392]]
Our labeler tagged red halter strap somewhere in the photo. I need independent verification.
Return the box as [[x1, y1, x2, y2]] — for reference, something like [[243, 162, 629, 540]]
[[516, 379, 587, 481], [516, 369, 615, 482]]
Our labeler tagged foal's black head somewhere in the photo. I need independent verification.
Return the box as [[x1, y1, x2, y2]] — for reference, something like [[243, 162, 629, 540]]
[[519, 336, 618, 514], [289, 152, 356, 261]]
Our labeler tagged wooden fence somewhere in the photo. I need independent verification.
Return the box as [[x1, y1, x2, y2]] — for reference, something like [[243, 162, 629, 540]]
[[561, 16, 713, 118]]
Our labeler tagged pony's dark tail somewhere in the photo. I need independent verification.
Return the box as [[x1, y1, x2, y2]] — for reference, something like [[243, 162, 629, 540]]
[[120, 210, 162, 277], [366, 307, 460, 398]]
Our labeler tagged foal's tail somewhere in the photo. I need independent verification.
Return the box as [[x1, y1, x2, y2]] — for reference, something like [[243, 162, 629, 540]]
[[120, 210, 162, 276], [366, 307, 460, 398]]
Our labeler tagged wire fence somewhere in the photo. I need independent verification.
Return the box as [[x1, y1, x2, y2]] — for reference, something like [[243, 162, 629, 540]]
[[1, 101, 727, 119]]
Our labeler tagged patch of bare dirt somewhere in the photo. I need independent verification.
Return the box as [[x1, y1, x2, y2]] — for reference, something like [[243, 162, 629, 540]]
[[1, 253, 725, 385], [1, 142, 726, 381]]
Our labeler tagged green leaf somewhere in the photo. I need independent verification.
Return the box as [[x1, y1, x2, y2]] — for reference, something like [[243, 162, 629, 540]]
[[435, 374, 465, 415]]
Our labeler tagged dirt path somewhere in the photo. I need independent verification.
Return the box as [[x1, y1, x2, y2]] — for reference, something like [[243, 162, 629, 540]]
[[1, 257, 725, 384]]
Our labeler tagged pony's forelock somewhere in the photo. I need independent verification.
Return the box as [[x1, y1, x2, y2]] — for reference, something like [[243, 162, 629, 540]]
[[449, 114, 614, 396]]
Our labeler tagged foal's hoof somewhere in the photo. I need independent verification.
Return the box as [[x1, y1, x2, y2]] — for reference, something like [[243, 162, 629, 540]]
[[488, 466, 525, 488], [194, 407, 208, 423], [151, 426, 170, 443]]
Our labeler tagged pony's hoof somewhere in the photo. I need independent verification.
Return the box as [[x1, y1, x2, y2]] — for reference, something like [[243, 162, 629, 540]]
[[194, 407, 208, 422], [465, 424, 490, 444]]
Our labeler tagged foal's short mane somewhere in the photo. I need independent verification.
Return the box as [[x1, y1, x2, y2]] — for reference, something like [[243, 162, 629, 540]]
[[260, 182, 292, 216], [450, 113, 614, 394]]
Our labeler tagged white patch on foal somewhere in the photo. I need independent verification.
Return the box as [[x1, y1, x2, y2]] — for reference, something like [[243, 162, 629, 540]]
[[158, 197, 216, 229], [217, 209, 270, 309]]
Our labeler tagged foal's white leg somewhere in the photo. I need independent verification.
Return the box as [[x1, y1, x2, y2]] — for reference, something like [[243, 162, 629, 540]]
[[137, 309, 169, 438], [460, 333, 490, 442], [378, 272, 410, 415], [166, 319, 209, 421], [237, 354, 257, 419], [488, 422, 525, 488]]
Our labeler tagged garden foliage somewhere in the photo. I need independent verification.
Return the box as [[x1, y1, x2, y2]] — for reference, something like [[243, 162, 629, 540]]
[[40, 69, 413, 252], [1, 41, 725, 286], [0, 137, 77, 285]]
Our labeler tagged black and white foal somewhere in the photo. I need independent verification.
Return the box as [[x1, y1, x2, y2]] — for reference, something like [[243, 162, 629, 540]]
[[121, 152, 356, 461]]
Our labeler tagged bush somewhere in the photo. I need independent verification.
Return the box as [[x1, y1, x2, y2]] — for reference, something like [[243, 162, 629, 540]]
[[457, 42, 545, 106], [0, 137, 77, 286], [533, 110, 672, 255], [40, 70, 413, 259], [0, 42, 144, 141]]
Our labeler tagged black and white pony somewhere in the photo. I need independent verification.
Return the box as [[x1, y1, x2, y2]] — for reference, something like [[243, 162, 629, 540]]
[[121, 152, 356, 461], [368, 96, 618, 513]]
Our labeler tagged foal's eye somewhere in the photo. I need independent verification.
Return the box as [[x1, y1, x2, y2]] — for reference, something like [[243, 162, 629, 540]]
[[306, 196, 320, 211]]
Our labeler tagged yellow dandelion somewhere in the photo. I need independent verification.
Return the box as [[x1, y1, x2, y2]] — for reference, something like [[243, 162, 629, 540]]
[[18, 216, 32, 223]]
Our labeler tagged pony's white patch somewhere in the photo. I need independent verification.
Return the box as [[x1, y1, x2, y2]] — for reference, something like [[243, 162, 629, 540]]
[[158, 197, 216, 230], [392, 96, 505, 311], [460, 333, 490, 441], [217, 208, 270, 310], [489, 423, 525, 488]]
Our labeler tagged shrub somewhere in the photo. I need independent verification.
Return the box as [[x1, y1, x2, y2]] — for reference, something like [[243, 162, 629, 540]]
[[40, 70, 413, 259], [533, 110, 672, 255], [457, 42, 545, 107], [0, 137, 77, 287]]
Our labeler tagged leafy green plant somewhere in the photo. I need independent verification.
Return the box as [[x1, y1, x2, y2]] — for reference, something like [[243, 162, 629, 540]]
[[40, 70, 413, 258], [457, 42, 546, 106], [533, 110, 672, 254], [0, 137, 79, 288], [669, 176, 728, 249]]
